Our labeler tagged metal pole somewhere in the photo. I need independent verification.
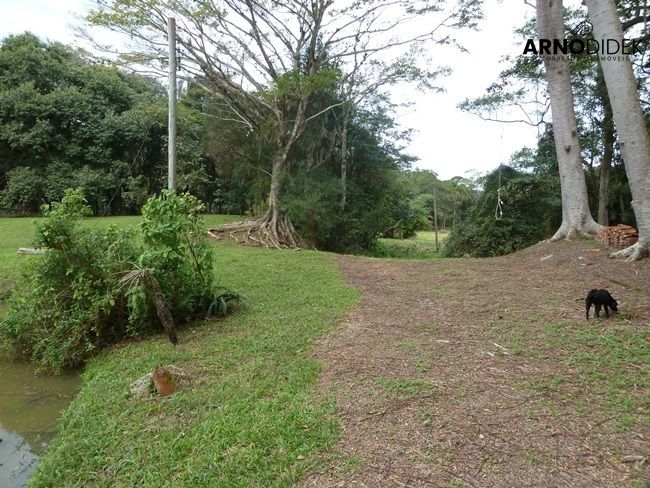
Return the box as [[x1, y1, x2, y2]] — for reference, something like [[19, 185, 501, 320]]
[[168, 17, 177, 190], [433, 188, 439, 251]]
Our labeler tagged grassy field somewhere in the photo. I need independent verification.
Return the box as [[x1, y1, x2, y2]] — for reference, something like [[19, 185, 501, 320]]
[[369, 230, 449, 259], [0, 215, 360, 486]]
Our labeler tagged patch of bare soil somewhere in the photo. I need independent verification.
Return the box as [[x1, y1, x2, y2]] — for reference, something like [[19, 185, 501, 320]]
[[303, 240, 649, 487]]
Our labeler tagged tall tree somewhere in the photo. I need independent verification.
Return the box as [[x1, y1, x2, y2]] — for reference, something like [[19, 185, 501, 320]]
[[595, 66, 615, 226], [536, 0, 602, 239], [335, 56, 449, 210], [586, 0, 650, 260], [460, 5, 647, 230], [87, 0, 481, 247]]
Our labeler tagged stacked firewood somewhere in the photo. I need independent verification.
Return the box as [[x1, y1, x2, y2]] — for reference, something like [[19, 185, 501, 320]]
[[596, 224, 639, 249]]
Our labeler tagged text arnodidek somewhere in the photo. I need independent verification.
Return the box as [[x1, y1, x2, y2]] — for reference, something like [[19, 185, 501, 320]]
[[523, 38, 641, 56]]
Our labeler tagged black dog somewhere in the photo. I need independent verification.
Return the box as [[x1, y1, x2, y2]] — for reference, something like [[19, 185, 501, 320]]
[[585, 289, 618, 319]]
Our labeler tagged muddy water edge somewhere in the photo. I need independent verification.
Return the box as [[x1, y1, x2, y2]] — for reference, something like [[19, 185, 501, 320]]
[[0, 352, 80, 487]]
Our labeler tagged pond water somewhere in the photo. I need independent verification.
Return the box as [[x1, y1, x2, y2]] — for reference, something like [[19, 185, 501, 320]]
[[0, 354, 79, 487]]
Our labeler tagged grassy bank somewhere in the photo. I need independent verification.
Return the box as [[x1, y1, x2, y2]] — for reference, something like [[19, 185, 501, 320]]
[[0, 216, 360, 486], [368, 230, 448, 259]]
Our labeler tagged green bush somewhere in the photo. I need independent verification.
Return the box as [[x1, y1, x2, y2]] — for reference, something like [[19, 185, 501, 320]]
[[0, 166, 42, 214], [444, 166, 560, 257], [133, 188, 220, 324], [381, 195, 431, 239], [284, 166, 418, 252], [0, 189, 241, 372]]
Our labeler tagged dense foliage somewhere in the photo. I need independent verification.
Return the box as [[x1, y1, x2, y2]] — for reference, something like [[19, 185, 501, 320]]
[[0, 189, 240, 372], [0, 33, 215, 216], [443, 132, 563, 257], [282, 106, 418, 251], [444, 162, 561, 257], [0, 33, 429, 252], [191, 77, 424, 251]]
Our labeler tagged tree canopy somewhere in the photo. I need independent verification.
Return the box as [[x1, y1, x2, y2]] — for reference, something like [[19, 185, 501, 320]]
[[0, 33, 245, 217]]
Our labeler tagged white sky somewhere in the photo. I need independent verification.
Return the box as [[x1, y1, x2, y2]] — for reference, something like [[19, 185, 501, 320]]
[[395, 0, 540, 180], [0, 0, 585, 180]]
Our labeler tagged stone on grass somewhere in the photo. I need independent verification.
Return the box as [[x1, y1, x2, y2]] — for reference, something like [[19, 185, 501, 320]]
[[129, 373, 154, 398]]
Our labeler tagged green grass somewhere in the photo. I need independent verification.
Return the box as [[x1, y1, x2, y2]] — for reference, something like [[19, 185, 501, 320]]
[[366, 230, 448, 259], [492, 319, 649, 429], [0, 215, 360, 486], [0, 217, 40, 296], [376, 376, 438, 401], [28, 244, 359, 486], [335, 456, 363, 475]]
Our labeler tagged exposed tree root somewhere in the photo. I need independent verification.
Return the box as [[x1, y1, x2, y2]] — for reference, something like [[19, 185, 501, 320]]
[[609, 241, 650, 262], [549, 222, 603, 242], [208, 216, 301, 249], [548, 222, 649, 261]]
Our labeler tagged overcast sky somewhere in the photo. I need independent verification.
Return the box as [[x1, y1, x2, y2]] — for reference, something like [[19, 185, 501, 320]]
[[0, 0, 586, 181]]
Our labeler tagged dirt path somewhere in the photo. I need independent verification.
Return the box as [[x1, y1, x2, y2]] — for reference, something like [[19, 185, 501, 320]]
[[303, 241, 649, 487]]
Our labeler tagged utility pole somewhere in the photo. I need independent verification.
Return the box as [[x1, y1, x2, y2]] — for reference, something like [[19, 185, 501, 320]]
[[433, 188, 439, 251], [168, 17, 177, 190]]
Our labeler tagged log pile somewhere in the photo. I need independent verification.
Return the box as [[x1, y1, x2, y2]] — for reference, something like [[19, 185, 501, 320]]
[[596, 224, 638, 249]]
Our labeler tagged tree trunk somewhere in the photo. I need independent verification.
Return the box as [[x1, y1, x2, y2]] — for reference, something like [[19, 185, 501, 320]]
[[586, 0, 650, 260], [257, 150, 299, 247], [207, 143, 299, 248], [537, 0, 602, 240], [262, 155, 285, 227], [452, 197, 457, 230], [597, 134, 613, 226], [597, 67, 614, 226], [619, 193, 625, 222]]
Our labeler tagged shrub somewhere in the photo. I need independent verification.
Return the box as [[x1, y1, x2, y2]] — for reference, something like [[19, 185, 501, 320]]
[[0, 166, 42, 214], [0, 189, 242, 372], [444, 166, 560, 258], [381, 195, 431, 239], [284, 166, 417, 252], [132, 189, 221, 326]]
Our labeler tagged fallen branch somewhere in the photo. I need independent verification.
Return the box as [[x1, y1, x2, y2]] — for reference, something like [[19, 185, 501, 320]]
[[18, 247, 47, 254]]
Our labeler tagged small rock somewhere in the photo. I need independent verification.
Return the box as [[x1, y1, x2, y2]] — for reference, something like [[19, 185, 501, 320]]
[[129, 373, 154, 398], [154, 365, 195, 396], [130, 365, 194, 399], [153, 367, 177, 396], [622, 455, 645, 463]]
